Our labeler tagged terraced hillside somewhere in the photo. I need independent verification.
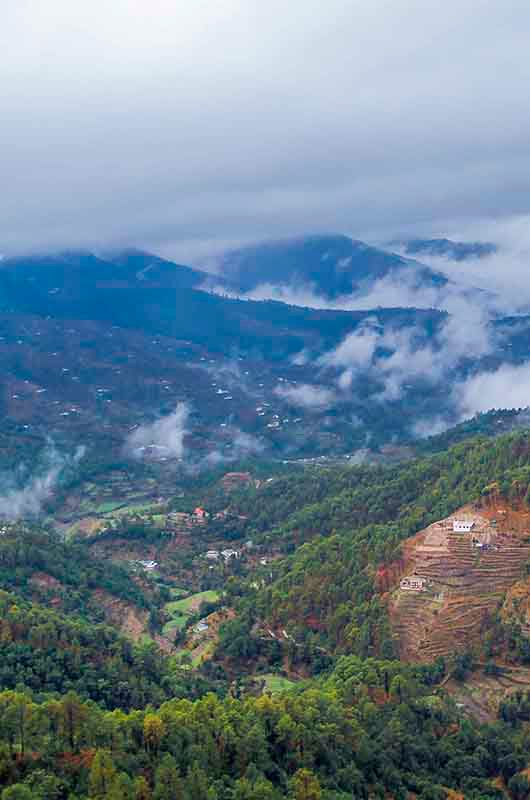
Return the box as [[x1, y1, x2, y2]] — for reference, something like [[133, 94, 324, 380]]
[[390, 504, 530, 662]]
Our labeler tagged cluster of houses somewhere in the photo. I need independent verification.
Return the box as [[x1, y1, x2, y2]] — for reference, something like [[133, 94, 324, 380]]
[[166, 507, 209, 534], [452, 518, 495, 549], [219, 472, 253, 492]]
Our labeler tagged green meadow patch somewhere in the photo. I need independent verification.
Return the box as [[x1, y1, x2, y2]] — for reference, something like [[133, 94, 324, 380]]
[[163, 590, 220, 638]]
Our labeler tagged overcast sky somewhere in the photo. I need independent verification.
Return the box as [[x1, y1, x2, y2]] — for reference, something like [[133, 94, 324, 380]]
[[3, 0, 530, 261]]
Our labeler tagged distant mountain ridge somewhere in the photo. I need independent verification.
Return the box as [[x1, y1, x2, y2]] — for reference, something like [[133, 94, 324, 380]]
[[396, 237, 497, 261], [2, 248, 208, 292], [211, 234, 448, 299]]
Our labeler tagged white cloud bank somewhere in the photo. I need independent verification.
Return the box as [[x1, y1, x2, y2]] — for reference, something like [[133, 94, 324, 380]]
[[456, 362, 530, 418]]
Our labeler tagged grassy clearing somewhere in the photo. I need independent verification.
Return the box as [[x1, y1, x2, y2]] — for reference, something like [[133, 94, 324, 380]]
[[163, 590, 220, 638], [169, 590, 220, 615], [260, 674, 296, 693], [162, 616, 188, 637], [191, 640, 215, 666]]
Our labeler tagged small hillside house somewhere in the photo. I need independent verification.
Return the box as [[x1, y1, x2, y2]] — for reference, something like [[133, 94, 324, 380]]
[[194, 620, 209, 633], [221, 549, 239, 561], [453, 520, 475, 533], [139, 560, 157, 572], [400, 575, 427, 592]]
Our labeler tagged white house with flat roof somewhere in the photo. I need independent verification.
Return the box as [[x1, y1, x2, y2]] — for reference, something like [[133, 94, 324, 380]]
[[400, 575, 427, 592], [453, 520, 475, 533]]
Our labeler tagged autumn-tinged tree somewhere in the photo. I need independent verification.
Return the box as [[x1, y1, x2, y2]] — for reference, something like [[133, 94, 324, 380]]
[[291, 769, 321, 800], [134, 776, 152, 800], [88, 750, 118, 800], [143, 714, 165, 758]]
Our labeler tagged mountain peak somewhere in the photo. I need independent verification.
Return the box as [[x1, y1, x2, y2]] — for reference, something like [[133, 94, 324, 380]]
[[395, 237, 497, 261], [215, 234, 446, 299]]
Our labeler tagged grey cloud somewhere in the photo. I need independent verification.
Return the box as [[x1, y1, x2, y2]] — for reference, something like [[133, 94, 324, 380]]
[[316, 292, 497, 403], [3, 1, 530, 256]]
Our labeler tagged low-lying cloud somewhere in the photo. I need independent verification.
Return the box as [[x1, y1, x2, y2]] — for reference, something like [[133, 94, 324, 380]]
[[200, 428, 265, 469], [0, 444, 86, 520], [455, 362, 530, 419], [274, 382, 337, 410], [126, 403, 189, 459], [316, 295, 495, 404]]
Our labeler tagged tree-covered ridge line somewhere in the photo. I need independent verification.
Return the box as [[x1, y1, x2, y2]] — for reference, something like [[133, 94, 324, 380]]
[[1, 654, 529, 799], [224, 431, 530, 548]]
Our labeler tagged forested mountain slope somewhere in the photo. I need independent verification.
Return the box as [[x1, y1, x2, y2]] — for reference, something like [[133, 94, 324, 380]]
[[212, 234, 447, 298], [216, 432, 530, 662]]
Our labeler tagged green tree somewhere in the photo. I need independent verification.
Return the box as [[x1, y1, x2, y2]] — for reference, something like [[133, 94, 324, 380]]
[[89, 750, 118, 800], [291, 769, 321, 800], [1, 787, 34, 800], [153, 755, 183, 800]]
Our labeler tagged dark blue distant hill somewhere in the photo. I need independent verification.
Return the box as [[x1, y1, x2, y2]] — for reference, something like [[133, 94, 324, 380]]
[[397, 238, 497, 261], [213, 234, 448, 299], [2, 248, 207, 292], [0, 247, 442, 359]]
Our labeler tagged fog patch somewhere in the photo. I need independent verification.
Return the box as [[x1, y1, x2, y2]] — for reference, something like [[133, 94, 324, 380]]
[[201, 428, 265, 468], [455, 362, 530, 418], [126, 403, 189, 459], [0, 444, 86, 520], [274, 383, 337, 410]]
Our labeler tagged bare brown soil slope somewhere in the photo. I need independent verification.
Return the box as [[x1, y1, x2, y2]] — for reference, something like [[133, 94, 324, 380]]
[[92, 589, 175, 652], [389, 503, 530, 662]]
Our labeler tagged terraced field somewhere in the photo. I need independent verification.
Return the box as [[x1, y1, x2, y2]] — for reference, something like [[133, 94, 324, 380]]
[[390, 506, 530, 662]]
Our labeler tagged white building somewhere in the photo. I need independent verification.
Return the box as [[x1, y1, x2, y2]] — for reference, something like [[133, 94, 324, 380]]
[[221, 549, 239, 561], [205, 550, 219, 561], [453, 520, 475, 533], [400, 575, 427, 592], [139, 560, 157, 572]]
